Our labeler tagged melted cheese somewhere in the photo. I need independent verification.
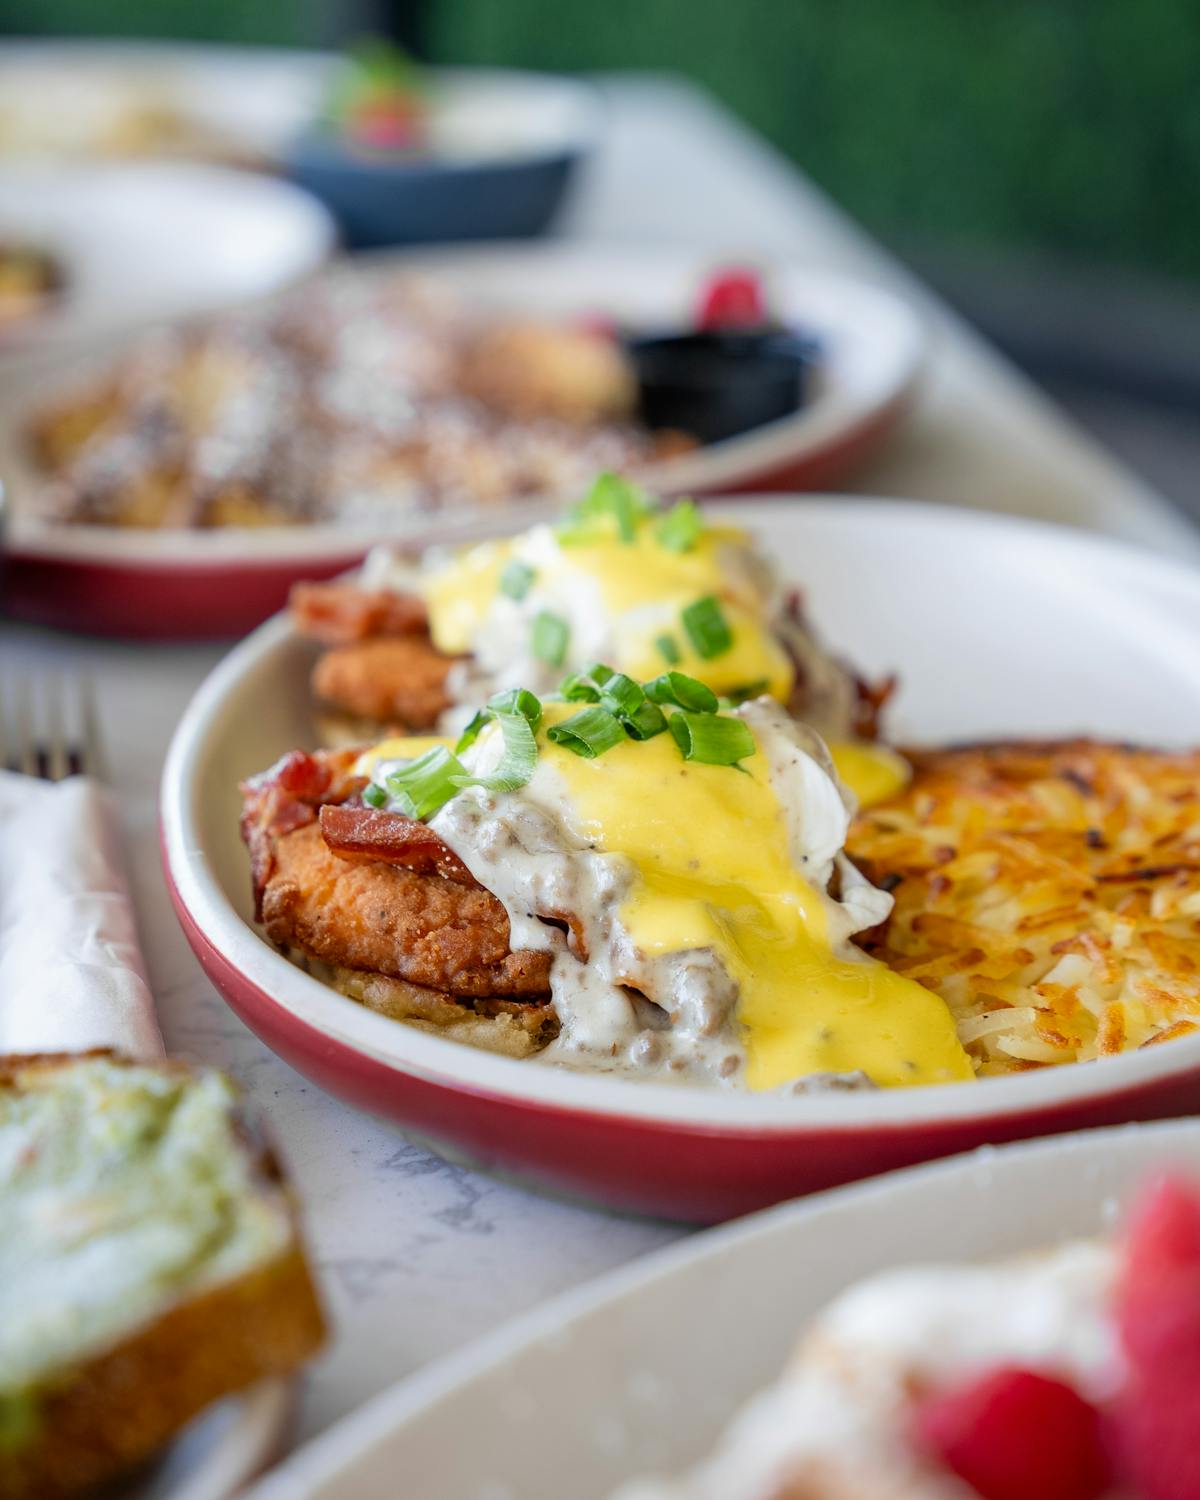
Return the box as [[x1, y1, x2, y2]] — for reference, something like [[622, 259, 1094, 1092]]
[[422, 520, 795, 701], [536, 706, 972, 1091]]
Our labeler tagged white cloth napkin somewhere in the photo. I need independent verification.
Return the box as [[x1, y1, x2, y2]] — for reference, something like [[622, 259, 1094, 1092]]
[[0, 771, 163, 1060]]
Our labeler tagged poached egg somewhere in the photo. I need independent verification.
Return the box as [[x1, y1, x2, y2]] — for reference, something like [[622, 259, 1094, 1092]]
[[359, 483, 910, 809]]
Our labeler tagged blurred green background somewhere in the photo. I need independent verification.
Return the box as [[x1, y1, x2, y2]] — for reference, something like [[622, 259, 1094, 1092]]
[[6, 0, 1198, 280]]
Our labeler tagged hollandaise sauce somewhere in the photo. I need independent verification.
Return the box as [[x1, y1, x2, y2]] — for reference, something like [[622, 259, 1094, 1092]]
[[421, 517, 795, 702], [534, 704, 971, 1091], [829, 742, 912, 809], [355, 647, 959, 1092]]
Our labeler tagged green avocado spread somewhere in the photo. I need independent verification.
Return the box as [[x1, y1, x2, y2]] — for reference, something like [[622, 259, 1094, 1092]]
[[0, 1057, 289, 1439]]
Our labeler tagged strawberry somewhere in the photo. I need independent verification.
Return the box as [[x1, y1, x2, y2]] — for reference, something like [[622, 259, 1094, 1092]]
[[695, 268, 766, 330], [913, 1365, 1110, 1500]]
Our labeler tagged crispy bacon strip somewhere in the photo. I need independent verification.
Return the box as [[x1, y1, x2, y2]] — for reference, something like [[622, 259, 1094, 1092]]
[[851, 672, 898, 743], [239, 747, 366, 916], [290, 581, 430, 645], [318, 804, 480, 887], [783, 587, 891, 742]]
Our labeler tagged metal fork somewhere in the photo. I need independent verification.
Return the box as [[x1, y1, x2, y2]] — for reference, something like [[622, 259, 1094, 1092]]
[[0, 672, 104, 780]]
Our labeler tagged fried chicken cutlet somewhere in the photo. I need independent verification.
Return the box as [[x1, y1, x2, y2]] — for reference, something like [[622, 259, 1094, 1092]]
[[240, 747, 557, 1057]]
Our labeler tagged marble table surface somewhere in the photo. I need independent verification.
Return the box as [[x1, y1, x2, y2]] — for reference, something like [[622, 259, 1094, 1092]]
[[2, 76, 1195, 1454]]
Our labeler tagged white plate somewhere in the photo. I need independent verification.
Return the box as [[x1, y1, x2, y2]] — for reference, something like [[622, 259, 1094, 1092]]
[[122, 1379, 291, 1500], [3, 244, 925, 563], [0, 161, 334, 359], [239, 1119, 1200, 1499], [0, 41, 601, 170], [160, 500, 1200, 1221]]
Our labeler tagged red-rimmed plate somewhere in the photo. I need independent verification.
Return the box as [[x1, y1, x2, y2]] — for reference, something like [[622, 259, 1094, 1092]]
[[4, 247, 926, 638], [160, 500, 1200, 1222]]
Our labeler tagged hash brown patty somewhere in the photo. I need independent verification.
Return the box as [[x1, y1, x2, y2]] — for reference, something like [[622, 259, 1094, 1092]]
[[847, 740, 1200, 1075]]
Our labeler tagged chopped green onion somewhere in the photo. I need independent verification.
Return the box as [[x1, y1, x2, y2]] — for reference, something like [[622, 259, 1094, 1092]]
[[383, 745, 469, 821], [487, 687, 543, 728], [655, 498, 703, 553], [597, 672, 667, 739], [600, 474, 640, 542], [559, 673, 600, 704], [559, 663, 612, 703], [450, 712, 538, 793], [655, 633, 681, 665], [644, 671, 720, 713], [667, 711, 757, 767], [681, 595, 733, 660], [531, 610, 570, 668], [454, 709, 491, 755], [598, 672, 645, 718], [558, 472, 653, 544], [623, 700, 668, 740], [362, 781, 388, 808], [499, 559, 536, 601], [546, 705, 627, 759], [723, 679, 769, 706]]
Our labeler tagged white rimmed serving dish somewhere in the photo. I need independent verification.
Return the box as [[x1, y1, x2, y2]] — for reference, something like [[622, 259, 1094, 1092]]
[[239, 1119, 1200, 1499]]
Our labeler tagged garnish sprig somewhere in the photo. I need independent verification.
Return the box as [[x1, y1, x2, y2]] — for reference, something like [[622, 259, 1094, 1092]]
[[364, 665, 757, 823], [549, 665, 754, 768], [681, 594, 733, 660], [552, 474, 705, 555]]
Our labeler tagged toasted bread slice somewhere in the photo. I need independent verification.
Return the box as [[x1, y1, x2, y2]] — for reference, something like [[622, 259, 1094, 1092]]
[[323, 963, 559, 1059], [0, 1052, 325, 1500]]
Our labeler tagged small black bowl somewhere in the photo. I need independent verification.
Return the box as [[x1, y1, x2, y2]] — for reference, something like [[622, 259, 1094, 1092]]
[[627, 328, 819, 445]]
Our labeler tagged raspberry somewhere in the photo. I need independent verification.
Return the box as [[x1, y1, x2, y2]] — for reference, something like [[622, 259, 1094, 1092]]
[[1116, 1175, 1200, 1370], [913, 1366, 1110, 1500], [695, 268, 766, 330], [1113, 1371, 1200, 1500], [1110, 1175, 1200, 1499], [1121, 1175, 1200, 1285]]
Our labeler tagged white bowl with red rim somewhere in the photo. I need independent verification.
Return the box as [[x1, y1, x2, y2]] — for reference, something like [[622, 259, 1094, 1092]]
[[6, 247, 925, 638], [160, 499, 1200, 1221]]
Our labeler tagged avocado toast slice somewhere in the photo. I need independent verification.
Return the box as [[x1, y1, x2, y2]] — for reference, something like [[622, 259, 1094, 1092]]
[[0, 1052, 325, 1500]]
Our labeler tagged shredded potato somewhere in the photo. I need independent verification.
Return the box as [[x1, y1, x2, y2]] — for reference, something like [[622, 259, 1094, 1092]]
[[847, 741, 1200, 1075]]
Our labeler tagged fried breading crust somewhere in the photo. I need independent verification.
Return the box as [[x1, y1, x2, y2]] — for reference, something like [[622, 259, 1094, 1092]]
[[310, 635, 453, 731], [261, 821, 552, 998], [848, 739, 1200, 1074]]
